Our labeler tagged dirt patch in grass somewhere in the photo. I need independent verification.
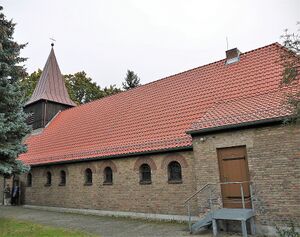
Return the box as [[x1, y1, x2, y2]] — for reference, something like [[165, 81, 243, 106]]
[[0, 218, 99, 237]]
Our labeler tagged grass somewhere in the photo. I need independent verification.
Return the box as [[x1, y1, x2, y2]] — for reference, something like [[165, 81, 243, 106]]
[[0, 218, 98, 237]]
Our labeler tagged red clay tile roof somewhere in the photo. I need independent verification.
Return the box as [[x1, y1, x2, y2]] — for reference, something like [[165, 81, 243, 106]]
[[25, 48, 76, 107], [19, 43, 294, 165], [187, 90, 295, 133]]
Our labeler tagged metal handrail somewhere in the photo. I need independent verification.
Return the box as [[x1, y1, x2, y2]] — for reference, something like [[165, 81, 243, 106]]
[[184, 181, 252, 205], [220, 181, 252, 185], [184, 183, 214, 204]]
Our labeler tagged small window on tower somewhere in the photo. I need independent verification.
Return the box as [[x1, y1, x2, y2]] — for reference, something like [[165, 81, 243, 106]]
[[27, 112, 35, 125]]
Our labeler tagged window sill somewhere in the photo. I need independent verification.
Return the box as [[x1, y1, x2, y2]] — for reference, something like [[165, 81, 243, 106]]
[[140, 181, 152, 185], [59, 183, 66, 186], [103, 182, 113, 186], [44, 184, 51, 187], [168, 180, 182, 184], [84, 183, 93, 186]]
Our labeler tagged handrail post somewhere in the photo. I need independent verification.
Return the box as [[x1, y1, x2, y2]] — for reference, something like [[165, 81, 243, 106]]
[[240, 183, 245, 209], [209, 186, 213, 210], [187, 201, 192, 233], [250, 183, 254, 211]]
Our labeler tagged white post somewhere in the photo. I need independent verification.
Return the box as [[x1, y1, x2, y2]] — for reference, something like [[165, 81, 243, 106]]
[[241, 220, 248, 237], [240, 184, 245, 209], [209, 186, 213, 210], [212, 219, 218, 237], [187, 202, 192, 233], [250, 184, 254, 211]]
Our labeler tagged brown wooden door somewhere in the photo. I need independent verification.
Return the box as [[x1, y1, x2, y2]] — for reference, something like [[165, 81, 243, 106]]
[[217, 146, 251, 208]]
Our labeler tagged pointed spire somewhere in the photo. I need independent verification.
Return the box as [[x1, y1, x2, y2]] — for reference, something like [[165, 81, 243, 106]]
[[26, 46, 76, 107]]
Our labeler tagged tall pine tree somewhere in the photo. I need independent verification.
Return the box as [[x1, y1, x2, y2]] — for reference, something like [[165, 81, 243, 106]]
[[0, 6, 30, 175], [122, 70, 141, 90]]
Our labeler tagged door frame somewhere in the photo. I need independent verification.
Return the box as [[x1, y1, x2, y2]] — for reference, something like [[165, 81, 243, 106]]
[[216, 145, 251, 208]]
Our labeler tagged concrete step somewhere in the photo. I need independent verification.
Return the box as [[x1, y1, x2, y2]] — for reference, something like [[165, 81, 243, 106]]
[[191, 212, 212, 233]]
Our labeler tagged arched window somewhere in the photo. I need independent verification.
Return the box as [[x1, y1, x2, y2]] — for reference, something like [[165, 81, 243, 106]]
[[168, 161, 182, 183], [103, 167, 113, 184], [85, 168, 93, 185], [46, 171, 52, 186], [139, 164, 151, 184], [27, 173, 32, 187], [60, 170, 66, 186]]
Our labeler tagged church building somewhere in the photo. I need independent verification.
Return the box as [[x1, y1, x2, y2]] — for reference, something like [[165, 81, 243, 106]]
[[2, 43, 299, 236]]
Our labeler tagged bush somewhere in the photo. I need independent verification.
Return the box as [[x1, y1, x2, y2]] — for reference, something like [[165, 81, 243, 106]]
[[276, 222, 300, 237]]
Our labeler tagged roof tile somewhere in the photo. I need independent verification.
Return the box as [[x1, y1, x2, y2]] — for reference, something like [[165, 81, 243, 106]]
[[188, 90, 295, 133], [19, 43, 296, 165]]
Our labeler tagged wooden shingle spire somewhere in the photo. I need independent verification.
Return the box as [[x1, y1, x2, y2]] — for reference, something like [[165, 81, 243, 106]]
[[26, 45, 76, 107]]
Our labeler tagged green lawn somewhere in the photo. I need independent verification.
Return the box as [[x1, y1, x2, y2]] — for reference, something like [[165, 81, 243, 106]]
[[0, 218, 98, 237]]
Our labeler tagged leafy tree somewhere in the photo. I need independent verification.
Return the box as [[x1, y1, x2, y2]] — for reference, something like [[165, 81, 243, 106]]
[[122, 70, 141, 90], [22, 70, 123, 105], [64, 71, 106, 104], [280, 24, 300, 123], [20, 69, 42, 100], [0, 6, 30, 176]]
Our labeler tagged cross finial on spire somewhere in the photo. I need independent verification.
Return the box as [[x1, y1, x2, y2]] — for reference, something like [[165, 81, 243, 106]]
[[50, 37, 56, 47]]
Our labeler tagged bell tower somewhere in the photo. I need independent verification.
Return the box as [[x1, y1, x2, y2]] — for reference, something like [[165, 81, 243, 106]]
[[24, 44, 76, 130]]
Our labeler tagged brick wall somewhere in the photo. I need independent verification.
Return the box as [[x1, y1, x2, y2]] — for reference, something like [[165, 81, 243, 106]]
[[21, 151, 198, 215], [19, 123, 300, 232], [192, 124, 300, 228]]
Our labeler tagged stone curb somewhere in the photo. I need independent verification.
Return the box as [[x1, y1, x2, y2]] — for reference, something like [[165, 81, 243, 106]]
[[23, 205, 200, 223]]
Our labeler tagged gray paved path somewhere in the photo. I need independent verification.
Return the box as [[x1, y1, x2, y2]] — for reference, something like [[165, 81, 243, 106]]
[[0, 206, 203, 237]]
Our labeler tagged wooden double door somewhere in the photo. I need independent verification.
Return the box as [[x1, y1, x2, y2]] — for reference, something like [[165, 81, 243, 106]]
[[217, 146, 251, 208]]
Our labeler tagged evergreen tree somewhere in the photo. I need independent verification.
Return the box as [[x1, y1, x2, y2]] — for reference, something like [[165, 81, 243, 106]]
[[0, 6, 30, 175], [122, 70, 141, 90]]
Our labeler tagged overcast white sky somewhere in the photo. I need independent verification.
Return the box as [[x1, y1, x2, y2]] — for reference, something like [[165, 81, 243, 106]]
[[2, 0, 300, 87]]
